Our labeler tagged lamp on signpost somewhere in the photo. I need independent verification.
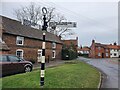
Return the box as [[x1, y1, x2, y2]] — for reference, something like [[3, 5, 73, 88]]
[[40, 7, 48, 86]]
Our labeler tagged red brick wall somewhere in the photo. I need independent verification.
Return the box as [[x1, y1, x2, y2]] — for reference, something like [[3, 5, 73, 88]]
[[89, 40, 110, 58], [2, 33, 62, 63], [94, 47, 110, 58]]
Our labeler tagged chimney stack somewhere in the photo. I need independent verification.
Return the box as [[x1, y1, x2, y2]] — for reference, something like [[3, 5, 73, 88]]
[[114, 42, 117, 45], [92, 39, 95, 43]]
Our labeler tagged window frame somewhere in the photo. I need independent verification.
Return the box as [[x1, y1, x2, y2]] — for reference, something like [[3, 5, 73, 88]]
[[98, 47, 101, 50], [16, 36, 24, 45], [106, 53, 108, 57], [52, 42, 56, 49], [52, 50, 56, 58], [16, 49, 24, 59], [98, 53, 101, 56], [114, 53, 117, 56]]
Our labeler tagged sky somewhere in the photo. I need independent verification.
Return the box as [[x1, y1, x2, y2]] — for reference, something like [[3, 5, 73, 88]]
[[0, 0, 119, 46]]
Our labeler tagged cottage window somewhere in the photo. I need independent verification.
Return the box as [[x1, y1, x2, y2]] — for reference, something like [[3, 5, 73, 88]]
[[98, 47, 101, 50], [106, 53, 108, 57], [52, 50, 56, 58], [98, 53, 101, 56], [16, 36, 24, 45], [16, 49, 24, 59], [52, 42, 56, 49], [114, 53, 117, 56]]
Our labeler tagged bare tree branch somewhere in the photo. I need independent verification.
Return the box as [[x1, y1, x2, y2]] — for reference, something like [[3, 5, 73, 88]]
[[14, 3, 75, 38]]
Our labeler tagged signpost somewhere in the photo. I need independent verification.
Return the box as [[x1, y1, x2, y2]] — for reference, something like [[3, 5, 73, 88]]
[[40, 7, 48, 86], [49, 22, 77, 28]]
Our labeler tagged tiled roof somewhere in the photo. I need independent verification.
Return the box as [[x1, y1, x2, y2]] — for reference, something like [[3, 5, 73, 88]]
[[95, 43, 108, 48], [1, 16, 63, 44], [107, 45, 120, 49], [95, 42, 120, 49], [78, 47, 90, 51]]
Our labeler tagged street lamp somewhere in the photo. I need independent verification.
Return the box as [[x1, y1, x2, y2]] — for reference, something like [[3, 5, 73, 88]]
[[40, 7, 48, 86]]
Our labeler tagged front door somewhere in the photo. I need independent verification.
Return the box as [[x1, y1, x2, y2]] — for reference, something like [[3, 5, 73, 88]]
[[37, 49, 42, 63], [102, 53, 104, 58]]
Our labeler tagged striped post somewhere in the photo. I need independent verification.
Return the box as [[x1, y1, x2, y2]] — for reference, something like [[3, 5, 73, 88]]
[[40, 32, 46, 86], [40, 7, 47, 86]]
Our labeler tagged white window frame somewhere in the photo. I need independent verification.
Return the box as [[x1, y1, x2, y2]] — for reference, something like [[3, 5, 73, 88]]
[[16, 49, 24, 59], [16, 36, 24, 45], [52, 42, 56, 49], [114, 53, 117, 56], [52, 50, 56, 58], [106, 53, 108, 57], [98, 47, 101, 50], [98, 53, 101, 56]]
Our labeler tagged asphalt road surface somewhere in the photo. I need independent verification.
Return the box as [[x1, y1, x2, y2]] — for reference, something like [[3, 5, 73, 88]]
[[78, 57, 119, 89]]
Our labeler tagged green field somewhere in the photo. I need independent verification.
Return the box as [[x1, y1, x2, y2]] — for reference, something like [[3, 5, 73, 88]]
[[1, 60, 100, 88]]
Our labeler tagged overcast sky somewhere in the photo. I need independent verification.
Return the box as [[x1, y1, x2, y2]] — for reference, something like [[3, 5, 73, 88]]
[[0, 0, 119, 46]]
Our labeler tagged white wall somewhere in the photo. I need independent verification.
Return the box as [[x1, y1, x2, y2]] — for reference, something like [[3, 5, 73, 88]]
[[110, 49, 119, 58]]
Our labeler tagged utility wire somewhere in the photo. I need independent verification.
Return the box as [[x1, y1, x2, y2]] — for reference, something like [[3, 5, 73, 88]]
[[40, 1, 117, 31]]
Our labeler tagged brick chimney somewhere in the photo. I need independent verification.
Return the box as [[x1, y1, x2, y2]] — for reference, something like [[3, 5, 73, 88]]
[[114, 42, 117, 45], [92, 39, 95, 43]]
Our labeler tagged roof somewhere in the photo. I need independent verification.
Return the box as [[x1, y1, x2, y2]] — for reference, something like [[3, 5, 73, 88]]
[[1, 16, 62, 44], [107, 45, 120, 49], [78, 47, 90, 51], [95, 43, 108, 48], [95, 43, 120, 49]]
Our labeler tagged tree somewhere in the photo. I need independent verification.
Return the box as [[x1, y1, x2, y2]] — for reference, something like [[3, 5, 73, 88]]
[[14, 3, 42, 24], [14, 3, 75, 38], [49, 13, 75, 38]]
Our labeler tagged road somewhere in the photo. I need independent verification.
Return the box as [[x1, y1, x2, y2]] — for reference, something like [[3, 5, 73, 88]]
[[78, 57, 119, 89]]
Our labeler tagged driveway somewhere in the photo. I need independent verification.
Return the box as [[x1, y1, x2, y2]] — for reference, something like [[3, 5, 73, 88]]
[[78, 57, 119, 89]]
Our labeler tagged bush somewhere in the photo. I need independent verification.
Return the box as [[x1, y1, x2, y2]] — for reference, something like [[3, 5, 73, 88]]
[[62, 48, 77, 60]]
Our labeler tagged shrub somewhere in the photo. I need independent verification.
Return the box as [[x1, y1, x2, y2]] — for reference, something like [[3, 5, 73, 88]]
[[62, 48, 77, 60]]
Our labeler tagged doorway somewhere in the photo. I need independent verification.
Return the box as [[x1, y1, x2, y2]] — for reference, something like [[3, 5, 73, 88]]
[[102, 53, 104, 58]]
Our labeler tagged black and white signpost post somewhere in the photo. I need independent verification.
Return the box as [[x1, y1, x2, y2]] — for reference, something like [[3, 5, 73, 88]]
[[40, 7, 47, 86]]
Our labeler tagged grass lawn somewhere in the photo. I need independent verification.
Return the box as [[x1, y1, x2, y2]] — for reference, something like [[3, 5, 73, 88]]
[[1, 60, 100, 88]]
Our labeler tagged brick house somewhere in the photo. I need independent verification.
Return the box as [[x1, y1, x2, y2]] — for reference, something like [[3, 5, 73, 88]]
[[62, 37, 78, 50], [77, 46, 90, 55], [89, 40, 110, 58], [0, 16, 63, 63]]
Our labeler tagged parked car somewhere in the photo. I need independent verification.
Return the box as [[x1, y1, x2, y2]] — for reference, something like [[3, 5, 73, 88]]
[[0, 54, 33, 77]]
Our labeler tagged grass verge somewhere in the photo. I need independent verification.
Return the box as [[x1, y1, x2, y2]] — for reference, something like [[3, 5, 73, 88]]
[[1, 60, 100, 88]]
